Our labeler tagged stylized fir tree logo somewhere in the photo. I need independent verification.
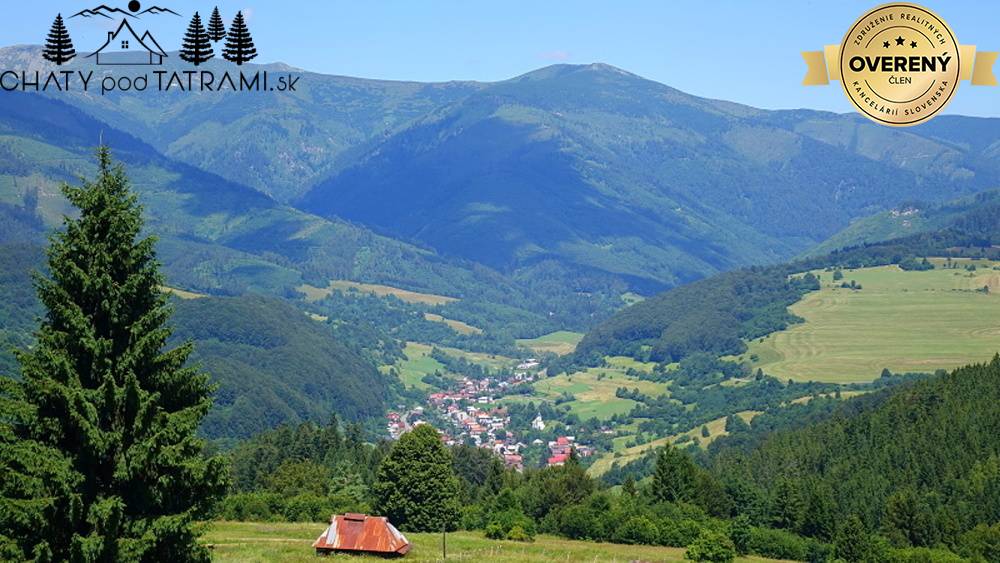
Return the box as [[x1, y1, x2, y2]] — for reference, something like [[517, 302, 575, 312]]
[[207, 6, 226, 42], [42, 14, 76, 66], [179, 11, 214, 66], [222, 11, 257, 65]]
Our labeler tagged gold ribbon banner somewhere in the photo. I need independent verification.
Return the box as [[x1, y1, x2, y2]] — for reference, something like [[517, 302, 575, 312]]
[[802, 45, 998, 86]]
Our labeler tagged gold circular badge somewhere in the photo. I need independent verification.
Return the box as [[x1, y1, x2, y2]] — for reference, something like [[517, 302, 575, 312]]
[[840, 3, 960, 126]]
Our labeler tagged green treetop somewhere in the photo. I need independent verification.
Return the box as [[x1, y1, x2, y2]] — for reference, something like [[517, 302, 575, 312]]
[[0, 146, 227, 562], [373, 424, 460, 532]]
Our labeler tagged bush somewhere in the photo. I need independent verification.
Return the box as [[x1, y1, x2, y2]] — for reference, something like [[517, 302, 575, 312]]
[[748, 526, 812, 561], [659, 519, 705, 547], [613, 516, 660, 545], [217, 492, 285, 522], [685, 529, 736, 562], [485, 509, 536, 542], [506, 526, 534, 543], [886, 546, 966, 563], [558, 505, 605, 541]]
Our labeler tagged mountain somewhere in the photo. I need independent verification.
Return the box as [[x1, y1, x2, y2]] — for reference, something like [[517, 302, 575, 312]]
[[0, 46, 484, 203], [299, 63, 1000, 291], [0, 92, 561, 314]]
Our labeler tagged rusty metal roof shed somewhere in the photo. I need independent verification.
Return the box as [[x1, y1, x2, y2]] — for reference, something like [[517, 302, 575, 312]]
[[313, 513, 411, 556]]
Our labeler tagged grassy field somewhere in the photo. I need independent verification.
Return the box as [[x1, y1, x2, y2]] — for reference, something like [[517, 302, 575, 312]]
[[517, 331, 584, 356], [423, 313, 482, 335], [588, 411, 760, 476], [161, 286, 206, 299], [387, 343, 518, 389], [202, 522, 787, 562], [523, 367, 668, 420], [390, 343, 448, 390], [297, 280, 458, 305], [744, 262, 1000, 383]]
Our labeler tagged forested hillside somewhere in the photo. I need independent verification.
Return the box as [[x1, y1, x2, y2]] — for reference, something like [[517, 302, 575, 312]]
[[709, 357, 1000, 556], [170, 296, 391, 441]]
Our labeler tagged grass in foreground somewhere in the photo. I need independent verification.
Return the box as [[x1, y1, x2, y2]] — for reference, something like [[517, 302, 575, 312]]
[[746, 263, 1000, 383], [202, 521, 787, 562]]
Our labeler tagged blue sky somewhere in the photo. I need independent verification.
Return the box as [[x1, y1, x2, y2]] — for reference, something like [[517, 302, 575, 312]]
[[4, 1, 999, 116]]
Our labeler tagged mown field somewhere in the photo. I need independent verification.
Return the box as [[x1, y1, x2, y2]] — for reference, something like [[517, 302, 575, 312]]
[[745, 261, 1000, 383], [297, 280, 458, 305], [202, 521, 787, 562], [517, 331, 584, 356]]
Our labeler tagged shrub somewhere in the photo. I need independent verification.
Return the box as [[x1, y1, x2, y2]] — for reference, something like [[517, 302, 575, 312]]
[[748, 526, 812, 561], [217, 492, 285, 522], [659, 519, 704, 547], [685, 529, 736, 562], [558, 505, 604, 541], [506, 526, 534, 543], [613, 516, 660, 545], [484, 509, 536, 542]]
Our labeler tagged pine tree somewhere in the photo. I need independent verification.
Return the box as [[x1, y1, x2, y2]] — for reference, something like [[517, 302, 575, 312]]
[[651, 445, 696, 503], [42, 14, 76, 65], [2, 147, 227, 561], [222, 11, 258, 65], [372, 424, 460, 532], [179, 12, 214, 66], [207, 6, 227, 42]]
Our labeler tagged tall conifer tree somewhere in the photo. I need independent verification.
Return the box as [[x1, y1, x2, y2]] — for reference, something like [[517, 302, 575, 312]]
[[207, 7, 227, 42], [179, 12, 214, 66], [1, 147, 226, 561], [222, 11, 257, 65], [43, 14, 76, 65]]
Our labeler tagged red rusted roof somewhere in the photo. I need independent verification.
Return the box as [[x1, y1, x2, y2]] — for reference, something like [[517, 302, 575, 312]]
[[313, 513, 411, 555]]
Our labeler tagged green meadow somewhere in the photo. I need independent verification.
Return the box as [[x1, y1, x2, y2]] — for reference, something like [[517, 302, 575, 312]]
[[520, 363, 665, 420], [745, 261, 1000, 383], [517, 331, 584, 356], [202, 521, 788, 562]]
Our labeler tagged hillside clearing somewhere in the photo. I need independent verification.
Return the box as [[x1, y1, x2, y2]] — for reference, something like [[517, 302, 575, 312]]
[[202, 521, 787, 562], [297, 280, 458, 305], [161, 286, 206, 299], [588, 411, 761, 476], [423, 313, 482, 334], [517, 331, 584, 356], [745, 263, 1000, 383], [517, 367, 670, 421]]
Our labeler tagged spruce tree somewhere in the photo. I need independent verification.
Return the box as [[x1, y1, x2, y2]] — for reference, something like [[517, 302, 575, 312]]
[[222, 11, 258, 65], [373, 424, 460, 532], [651, 445, 696, 503], [207, 7, 227, 42], [42, 14, 76, 66], [179, 12, 214, 66], [2, 147, 227, 561]]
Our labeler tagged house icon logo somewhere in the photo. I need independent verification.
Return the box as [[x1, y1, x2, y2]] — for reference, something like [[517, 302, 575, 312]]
[[88, 19, 167, 65], [43, 3, 261, 68]]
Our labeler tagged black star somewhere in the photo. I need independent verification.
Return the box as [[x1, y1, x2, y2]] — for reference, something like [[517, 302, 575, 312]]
[[884, 40, 890, 48], [896, 36, 906, 46], [911, 40, 918, 48]]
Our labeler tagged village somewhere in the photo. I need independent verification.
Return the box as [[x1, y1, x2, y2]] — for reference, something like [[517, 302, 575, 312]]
[[385, 358, 593, 471]]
